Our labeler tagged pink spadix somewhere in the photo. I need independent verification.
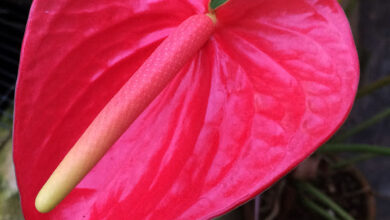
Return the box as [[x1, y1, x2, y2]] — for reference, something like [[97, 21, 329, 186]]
[[35, 13, 216, 213]]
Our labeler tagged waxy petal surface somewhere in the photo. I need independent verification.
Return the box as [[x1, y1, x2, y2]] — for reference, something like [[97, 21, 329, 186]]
[[14, 0, 359, 219]]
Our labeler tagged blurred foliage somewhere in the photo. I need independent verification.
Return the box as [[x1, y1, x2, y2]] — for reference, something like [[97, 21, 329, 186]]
[[0, 137, 23, 220], [0, 107, 23, 219]]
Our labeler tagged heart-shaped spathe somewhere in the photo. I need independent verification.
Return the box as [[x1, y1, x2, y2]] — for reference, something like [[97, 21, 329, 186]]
[[14, 0, 359, 219]]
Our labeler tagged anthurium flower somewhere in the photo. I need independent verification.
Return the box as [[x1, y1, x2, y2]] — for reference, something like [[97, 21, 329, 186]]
[[14, 0, 359, 219]]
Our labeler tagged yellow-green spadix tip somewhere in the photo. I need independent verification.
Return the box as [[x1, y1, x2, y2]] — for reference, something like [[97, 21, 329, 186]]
[[35, 189, 56, 213]]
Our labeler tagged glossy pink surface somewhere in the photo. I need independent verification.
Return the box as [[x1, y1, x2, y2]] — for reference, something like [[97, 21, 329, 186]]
[[14, 0, 359, 219]]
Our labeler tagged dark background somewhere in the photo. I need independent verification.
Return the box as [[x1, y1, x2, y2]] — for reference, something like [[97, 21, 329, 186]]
[[0, 0, 389, 219], [347, 0, 390, 219]]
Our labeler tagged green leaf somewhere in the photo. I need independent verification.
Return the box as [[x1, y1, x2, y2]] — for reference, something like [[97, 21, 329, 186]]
[[209, 0, 229, 10]]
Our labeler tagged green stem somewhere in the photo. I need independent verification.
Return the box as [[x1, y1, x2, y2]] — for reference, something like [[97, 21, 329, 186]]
[[357, 75, 390, 99], [344, 0, 358, 18], [319, 144, 390, 156], [209, 0, 229, 10], [296, 181, 354, 220], [301, 196, 338, 220], [332, 108, 390, 142]]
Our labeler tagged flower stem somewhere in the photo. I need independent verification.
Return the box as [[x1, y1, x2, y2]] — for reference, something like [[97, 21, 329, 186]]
[[331, 108, 390, 142], [330, 154, 375, 169], [209, 0, 229, 11], [357, 75, 390, 99], [301, 196, 338, 220], [296, 181, 354, 220]]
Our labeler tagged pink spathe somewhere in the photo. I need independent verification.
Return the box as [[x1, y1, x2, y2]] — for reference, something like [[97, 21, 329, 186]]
[[14, 0, 359, 219]]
